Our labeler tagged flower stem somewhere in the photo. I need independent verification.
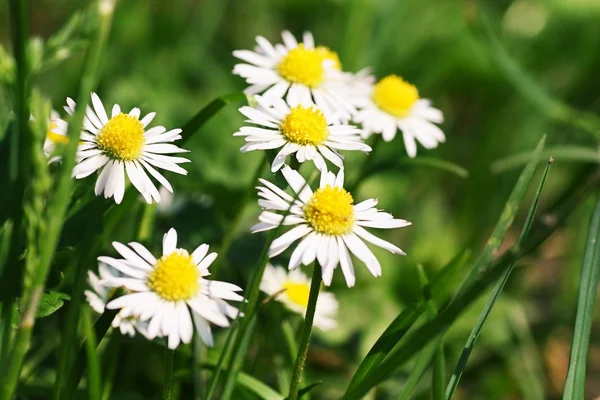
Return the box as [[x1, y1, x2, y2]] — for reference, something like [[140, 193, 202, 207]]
[[288, 263, 321, 400], [83, 308, 101, 400], [163, 347, 175, 400]]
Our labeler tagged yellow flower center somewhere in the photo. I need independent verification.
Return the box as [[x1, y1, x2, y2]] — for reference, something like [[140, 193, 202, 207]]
[[304, 185, 355, 236], [277, 44, 325, 87], [283, 281, 310, 308], [46, 121, 68, 144], [316, 46, 342, 70], [96, 113, 145, 161], [372, 75, 420, 118], [280, 106, 329, 146], [147, 251, 200, 301]]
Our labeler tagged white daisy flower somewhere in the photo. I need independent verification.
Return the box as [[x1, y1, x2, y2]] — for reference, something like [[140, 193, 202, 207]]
[[101, 228, 243, 349], [42, 110, 69, 162], [85, 263, 148, 338], [65, 93, 190, 204], [233, 30, 356, 122], [353, 74, 445, 158], [252, 166, 411, 287], [234, 95, 371, 172], [260, 264, 338, 331]]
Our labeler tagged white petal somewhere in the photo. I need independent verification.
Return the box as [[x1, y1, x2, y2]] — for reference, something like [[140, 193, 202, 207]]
[[162, 228, 178, 255]]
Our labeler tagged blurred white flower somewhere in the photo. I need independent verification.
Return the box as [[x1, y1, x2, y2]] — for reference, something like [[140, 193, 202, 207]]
[[234, 95, 370, 172], [101, 228, 243, 349], [233, 30, 357, 122], [354, 75, 445, 158], [252, 166, 411, 287], [260, 264, 338, 330], [42, 110, 69, 163], [85, 263, 149, 338], [66, 93, 190, 204]]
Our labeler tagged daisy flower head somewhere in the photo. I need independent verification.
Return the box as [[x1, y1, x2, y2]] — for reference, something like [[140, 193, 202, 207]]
[[260, 264, 338, 331], [67, 93, 190, 204], [233, 30, 356, 122], [234, 95, 371, 172], [42, 110, 69, 162], [100, 228, 243, 349], [353, 74, 445, 158], [85, 263, 149, 338], [252, 166, 411, 287]]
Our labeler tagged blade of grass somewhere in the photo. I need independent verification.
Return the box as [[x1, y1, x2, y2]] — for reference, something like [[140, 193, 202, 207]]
[[180, 92, 247, 145], [562, 193, 600, 399], [491, 146, 600, 174], [343, 137, 547, 399], [446, 158, 552, 399], [82, 308, 100, 400], [346, 248, 470, 394], [476, 8, 600, 138], [397, 266, 443, 400]]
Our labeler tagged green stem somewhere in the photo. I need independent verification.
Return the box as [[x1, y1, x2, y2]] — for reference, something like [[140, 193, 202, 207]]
[[137, 203, 156, 242], [288, 264, 321, 400], [83, 308, 100, 400], [211, 153, 267, 277], [163, 347, 175, 400], [0, 2, 116, 397]]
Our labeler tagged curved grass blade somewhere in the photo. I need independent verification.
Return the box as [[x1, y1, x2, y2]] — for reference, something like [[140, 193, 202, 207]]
[[492, 146, 600, 174], [180, 92, 247, 144], [446, 158, 552, 399], [346, 248, 470, 395], [475, 8, 600, 138], [398, 266, 443, 400], [365, 156, 468, 182], [562, 194, 600, 399], [343, 137, 546, 399]]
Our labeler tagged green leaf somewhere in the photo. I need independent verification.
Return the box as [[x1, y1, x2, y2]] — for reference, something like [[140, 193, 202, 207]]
[[446, 159, 552, 399], [237, 372, 285, 400], [562, 194, 600, 399], [491, 146, 600, 174], [36, 291, 70, 318], [346, 248, 470, 395], [343, 137, 547, 399], [180, 93, 247, 145]]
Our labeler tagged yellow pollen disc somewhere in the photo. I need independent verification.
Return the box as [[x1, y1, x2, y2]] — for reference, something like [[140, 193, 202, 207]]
[[304, 185, 355, 236], [277, 44, 325, 87], [280, 106, 329, 146], [372, 75, 420, 118], [283, 281, 310, 308], [46, 121, 68, 144], [147, 251, 200, 301], [96, 113, 145, 161], [316, 46, 342, 70]]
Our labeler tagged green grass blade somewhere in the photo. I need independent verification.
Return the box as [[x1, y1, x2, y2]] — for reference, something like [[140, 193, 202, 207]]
[[346, 248, 470, 394], [446, 159, 552, 399], [457, 136, 546, 294], [343, 137, 547, 399], [562, 194, 600, 399], [398, 343, 438, 400], [492, 146, 600, 174], [180, 93, 247, 145], [82, 308, 100, 400], [366, 156, 469, 181], [237, 373, 284, 400], [476, 8, 600, 138]]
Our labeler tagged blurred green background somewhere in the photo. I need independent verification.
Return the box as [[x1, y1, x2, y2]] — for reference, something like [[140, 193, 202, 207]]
[[2, 0, 600, 398]]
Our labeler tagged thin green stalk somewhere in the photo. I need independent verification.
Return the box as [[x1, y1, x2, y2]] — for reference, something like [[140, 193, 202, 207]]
[[137, 204, 156, 242], [398, 343, 438, 400], [562, 193, 600, 398], [0, 2, 116, 397], [446, 159, 552, 399], [0, 0, 30, 369], [288, 263, 321, 400], [100, 336, 120, 400], [163, 347, 175, 400], [211, 153, 268, 277], [192, 335, 205, 400], [218, 171, 319, 399], [83, 308, 100, 400]]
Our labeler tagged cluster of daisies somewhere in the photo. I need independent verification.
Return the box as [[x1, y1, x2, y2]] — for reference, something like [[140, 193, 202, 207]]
[[44, 30, 444, 349]]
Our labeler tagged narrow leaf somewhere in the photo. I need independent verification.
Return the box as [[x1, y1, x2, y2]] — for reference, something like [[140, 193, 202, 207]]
[[562, 194, 600, 398], [35, 291, 70, 318], [492, 146, 600, 174], [446, 159, 552, 399]]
